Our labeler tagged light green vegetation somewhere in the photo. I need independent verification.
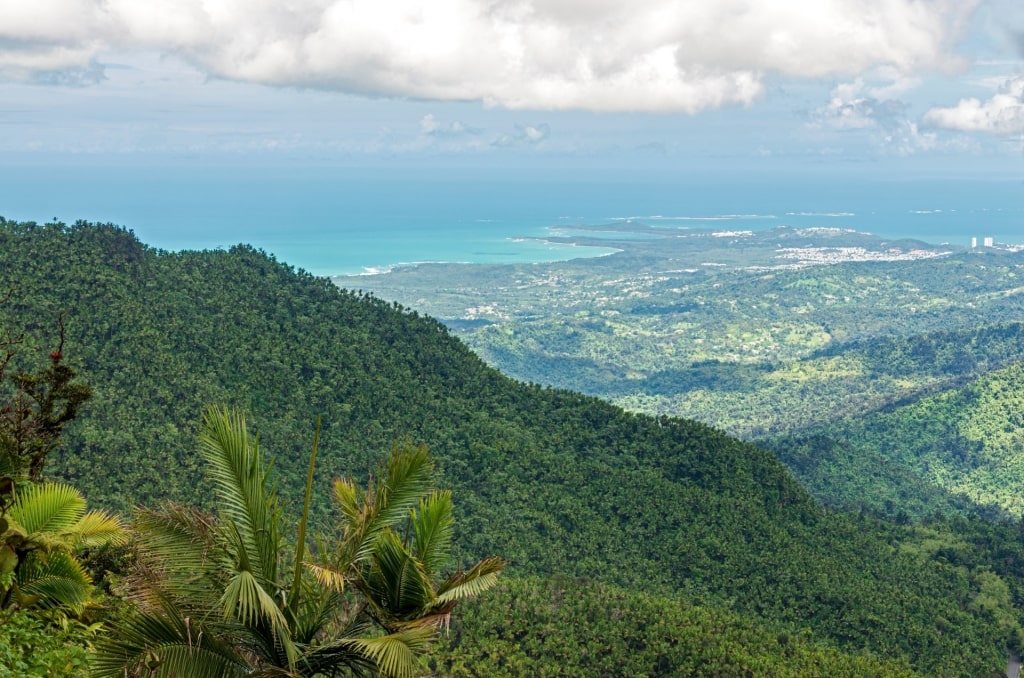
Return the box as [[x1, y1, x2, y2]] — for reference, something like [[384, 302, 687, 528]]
[[768, 360, 1024, 519], [0, 609, 92, 677]]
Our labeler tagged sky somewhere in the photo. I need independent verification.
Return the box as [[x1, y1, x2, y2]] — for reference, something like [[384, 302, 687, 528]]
[[0, 0, 1023, 179]]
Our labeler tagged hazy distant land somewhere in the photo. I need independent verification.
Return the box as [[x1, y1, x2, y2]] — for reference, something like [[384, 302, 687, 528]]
[[338, 223, 978, 330], [344, 223, 1024, 435]]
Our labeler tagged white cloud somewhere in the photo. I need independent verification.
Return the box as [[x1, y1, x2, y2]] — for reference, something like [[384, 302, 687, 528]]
[[420, 114, 441, 135], [883, 121, 941, 156], [810, 76, 978, 155], [420, 113, 478, 138], [923, 76, 1024, 134], [811, 78, 910, 131], [0, 0, 979, 113], [493, 123, 550, 147]]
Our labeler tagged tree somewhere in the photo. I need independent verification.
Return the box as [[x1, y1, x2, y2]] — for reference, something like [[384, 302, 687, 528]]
[[308, 443, 506, 660], [0, 313, 92, 483], [93, 406, 503, 677]]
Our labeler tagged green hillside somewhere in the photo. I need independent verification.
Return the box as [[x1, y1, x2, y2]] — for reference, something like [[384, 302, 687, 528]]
[[617, 320, 1024, 440], [0, 218, 1016, 675], [436, 577, 921, 677], [768, 359, 1024, 519]]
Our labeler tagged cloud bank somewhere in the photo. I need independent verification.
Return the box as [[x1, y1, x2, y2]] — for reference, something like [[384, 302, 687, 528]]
[[0, 0, 978, 112], [809, 78, 949, 155], [812, 79, 914, 131], [924, 76, 1024, 135]]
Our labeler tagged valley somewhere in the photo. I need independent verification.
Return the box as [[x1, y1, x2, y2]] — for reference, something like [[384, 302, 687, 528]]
[[351, 223, 1024, 520]]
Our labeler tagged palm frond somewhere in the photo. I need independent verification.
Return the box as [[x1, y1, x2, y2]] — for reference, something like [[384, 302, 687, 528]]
[[133, 503, 222, 574], [339, 444, 433, 566], [91, 610, 249, 678], [71, 509, 128, 548], [362, 529, 434, 622], [98, 411, 496, 678], [14, 550, 91, 612], [302, 627, 436, 678], [374, 444, 433, 530], [291, 585, 342, 646], [304, 560, 347, 592], [299, 640, 379, 677], [219, 568, 299, 670], [344, 626, 436, 678], [411, 490, 453, 576], [219, 569, 283, 628], [332, 477, 365, 525], [198, 406, 280, 583], [8, 482, 84, 538], [434, 555, 507, 605], [130, 503, 229, 616]]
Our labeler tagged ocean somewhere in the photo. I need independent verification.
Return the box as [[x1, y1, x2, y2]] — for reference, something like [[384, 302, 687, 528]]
[[1, 163, 1021, 277]]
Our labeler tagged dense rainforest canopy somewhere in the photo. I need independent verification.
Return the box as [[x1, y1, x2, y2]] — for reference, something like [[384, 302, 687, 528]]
[[1, 218, 1022, 676]]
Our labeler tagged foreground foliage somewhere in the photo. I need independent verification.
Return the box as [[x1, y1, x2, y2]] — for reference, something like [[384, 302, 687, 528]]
[[0, 327, 121, 620], [94, 407, 502, 677], [0, 324, 92, 484], [0, 608, 91, 677], [1, 481, 125, 614]]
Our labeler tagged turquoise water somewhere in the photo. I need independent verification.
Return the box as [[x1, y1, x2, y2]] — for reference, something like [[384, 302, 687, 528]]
[[1, 163, 1020, 276]]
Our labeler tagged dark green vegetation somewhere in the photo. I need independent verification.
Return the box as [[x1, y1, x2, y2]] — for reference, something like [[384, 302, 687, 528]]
[[2, 218, 1023, 675], [437, 577, 920, 677], [353, 224, 1024, 520]]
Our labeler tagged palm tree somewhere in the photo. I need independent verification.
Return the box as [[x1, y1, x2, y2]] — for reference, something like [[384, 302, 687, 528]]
[[1, 481, 126, 614], [93, 406, 502, 677], [309, 444, 505, 636]]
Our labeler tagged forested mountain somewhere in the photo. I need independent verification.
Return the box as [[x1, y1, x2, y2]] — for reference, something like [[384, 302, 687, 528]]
[[0, 218, 1018, 675], [767, 358, 1024, 519]]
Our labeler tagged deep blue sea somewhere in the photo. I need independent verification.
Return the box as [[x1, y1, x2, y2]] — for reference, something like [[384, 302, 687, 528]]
[[1, 163, 1021, 277]]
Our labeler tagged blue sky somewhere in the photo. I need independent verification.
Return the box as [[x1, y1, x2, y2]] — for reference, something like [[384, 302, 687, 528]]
[[1, 0, 1022, 178]]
